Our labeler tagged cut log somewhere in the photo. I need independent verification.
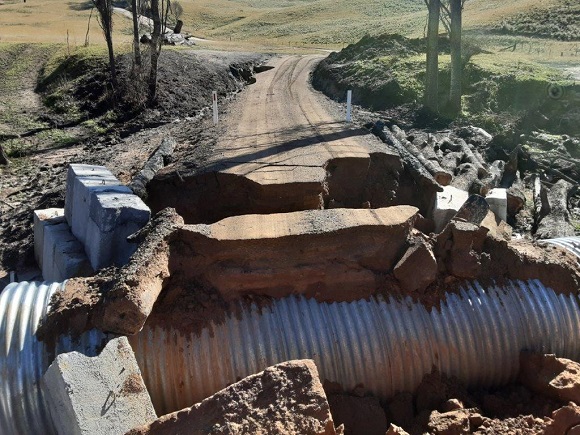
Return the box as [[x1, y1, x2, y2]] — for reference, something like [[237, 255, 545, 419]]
[[479, 160, 505, 195], [380, 129, 443, 193], [391, 125, 452, 186], [451, 163, 479, 193], [535, 179, 576, 239], [456, 138, 488, 177], [129, 136, 176, 199]]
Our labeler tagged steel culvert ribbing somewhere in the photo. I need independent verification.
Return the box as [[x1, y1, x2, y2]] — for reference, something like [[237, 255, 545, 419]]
[[129, 280, 580, 415], [0, 282, 108, 435], [543, 237, 580, 259], [1, 278, 580, 430]]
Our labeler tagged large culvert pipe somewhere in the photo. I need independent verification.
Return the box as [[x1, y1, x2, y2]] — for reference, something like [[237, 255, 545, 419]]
[[1, 238, 580, 432], [131, 280, 580, 414]]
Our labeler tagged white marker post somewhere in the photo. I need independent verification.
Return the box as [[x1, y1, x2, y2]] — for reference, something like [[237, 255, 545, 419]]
[[9, 271, 15, 283], [212, 91, 219, 125], [346, 90, 352, 123]]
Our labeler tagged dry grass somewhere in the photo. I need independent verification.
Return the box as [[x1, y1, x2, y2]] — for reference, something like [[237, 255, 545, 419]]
[[0, 0, 564, 48]]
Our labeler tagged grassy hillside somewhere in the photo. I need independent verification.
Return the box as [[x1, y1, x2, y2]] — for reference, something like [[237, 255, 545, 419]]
[[0, 0, 566, 47]]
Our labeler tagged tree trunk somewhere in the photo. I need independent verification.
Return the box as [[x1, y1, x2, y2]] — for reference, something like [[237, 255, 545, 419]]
[[449, 0, 462, 116], [131, 0, 142, 67], [0, 144, 9, 165], [93, 0, 117, 90], [425, 0, 440, 112], [148, 0, 162, 105]]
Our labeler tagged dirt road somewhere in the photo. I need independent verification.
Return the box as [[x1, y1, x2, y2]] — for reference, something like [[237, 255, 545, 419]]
[[213, 55, 369, 184], [148, 54, 399, 222]]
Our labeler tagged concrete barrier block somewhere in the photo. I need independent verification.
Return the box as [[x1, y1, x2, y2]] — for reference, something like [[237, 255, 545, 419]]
[[84, 192, 150, 270], [486, 188, 508, 222], [34, 208, 65, 270], [42, 222, 93, 282], [42, 337, 156, 435], [71, 183, 130, 245], [65, 164, 117, 226], [432, 186, 469, 233]]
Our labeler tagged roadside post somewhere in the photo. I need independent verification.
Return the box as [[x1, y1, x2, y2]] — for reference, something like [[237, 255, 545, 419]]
[[346, 90, 352, 123], [212, 91, 219, 125]]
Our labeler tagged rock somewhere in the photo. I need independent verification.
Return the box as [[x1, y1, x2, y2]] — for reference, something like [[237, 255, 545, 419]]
[[442, 399, 464, 412], [427, 409, 471, 435], [435, 221, 488, 280], [480, 210, 512, 241], [42, 337, 156, 435], [544, 403, 580, 435], [393, 236, 437, 292], [386, 424, 411, 435], [127, 360, 340, 435], [519, 352, 580, 403], [328, 394, 388, 435]]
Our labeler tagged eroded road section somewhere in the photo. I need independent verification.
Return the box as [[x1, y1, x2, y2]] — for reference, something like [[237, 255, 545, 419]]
[[148, 55, 400, 223]]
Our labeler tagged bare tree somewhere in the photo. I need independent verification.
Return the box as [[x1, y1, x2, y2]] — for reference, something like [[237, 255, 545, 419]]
[[148, 0, 172, 105], [131, 0, 142, 67], [92, 0, 118, 90], [448, 0, 463, 115], [424, 0, 440, 112]]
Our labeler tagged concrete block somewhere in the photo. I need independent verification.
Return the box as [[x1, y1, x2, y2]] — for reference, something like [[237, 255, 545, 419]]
[[42, 222, 93, 282], [42, 337, 156, 435], [84, 192, 150, 270], [65, 164, 117, 227], [432, 186, 469, 233], [34, 208, 65, 270], [486, 188, 507, 222], [71, 182, 130, 245]]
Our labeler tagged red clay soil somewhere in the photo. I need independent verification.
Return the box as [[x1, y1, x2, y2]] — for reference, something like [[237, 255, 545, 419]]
[[38, 204, 580, 340], [127, 359, 341, 435]]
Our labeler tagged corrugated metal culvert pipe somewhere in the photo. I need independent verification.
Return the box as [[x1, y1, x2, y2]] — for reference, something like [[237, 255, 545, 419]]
[[0, 237, 579, 432], [542, 237, 580, 259]]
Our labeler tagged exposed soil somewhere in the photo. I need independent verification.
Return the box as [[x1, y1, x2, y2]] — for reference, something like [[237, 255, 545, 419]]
[[0, 48, 266, 283]]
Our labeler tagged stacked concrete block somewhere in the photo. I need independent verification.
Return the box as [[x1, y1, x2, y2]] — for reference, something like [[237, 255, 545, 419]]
[[85, 191, 150, 270], [65, 164, 119, 228], [42, 337, 156, 435], [42, 221, 94, 282], [432, 186, 469, 233], [486, 188, 508, 222], [34, 208, 65, 270], [66, 166, 128, 245], [65, 164, 151, 271]]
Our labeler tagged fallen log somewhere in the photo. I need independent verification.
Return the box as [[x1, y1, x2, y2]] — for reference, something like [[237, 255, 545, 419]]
[[129, 136, 177, 199], [376, 127, 443, 193], [391, 125, 452, 186], [456, 138, 488, 177], [535, 179, 576, 239]]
